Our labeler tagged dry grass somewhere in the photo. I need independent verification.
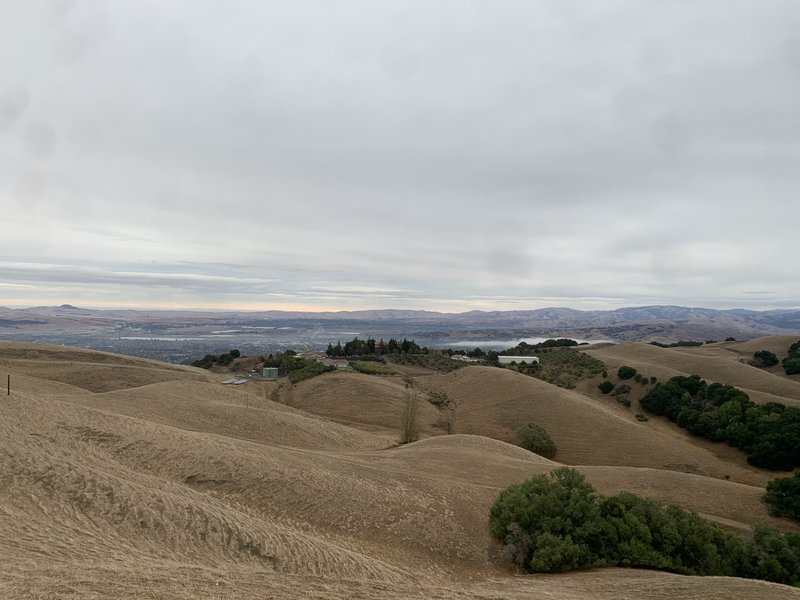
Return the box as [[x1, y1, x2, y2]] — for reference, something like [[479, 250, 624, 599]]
[[585, 337, 800, 405], [0, 341, 798, 599], [411, 366, 773, 485]]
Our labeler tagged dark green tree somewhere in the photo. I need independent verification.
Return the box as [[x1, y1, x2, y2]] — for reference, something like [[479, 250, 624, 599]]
[[598, 380, 615, 394], [765, 472, 800, 521], [515, 424, 557, 458], [753, 350, 779, 368]]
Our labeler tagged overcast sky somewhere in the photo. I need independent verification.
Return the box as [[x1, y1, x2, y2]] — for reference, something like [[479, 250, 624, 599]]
[[1, 0, 798, 312]]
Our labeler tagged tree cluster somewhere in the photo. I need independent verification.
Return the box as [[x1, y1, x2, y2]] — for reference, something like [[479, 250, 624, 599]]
[[326, 336, 423, 357], [640, 375, 800, 470], [783, 340, 800, 375], [191, 349, 241, 369], [617, 366, 637, 380], [765, 472, 800, 521], [498, 339, 578, 357], [490, 468, 800, 585], [649, 340, 704, 348]]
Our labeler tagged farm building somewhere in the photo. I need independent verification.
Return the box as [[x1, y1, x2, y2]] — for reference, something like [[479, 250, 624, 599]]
[[261, 367, 279, 379]]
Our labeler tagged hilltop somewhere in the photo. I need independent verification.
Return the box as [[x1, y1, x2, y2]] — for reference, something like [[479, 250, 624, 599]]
[[0, 339, 799, 598]]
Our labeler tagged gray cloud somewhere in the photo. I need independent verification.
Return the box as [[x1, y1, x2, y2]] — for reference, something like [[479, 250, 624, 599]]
[[0, 0, 798, 311]]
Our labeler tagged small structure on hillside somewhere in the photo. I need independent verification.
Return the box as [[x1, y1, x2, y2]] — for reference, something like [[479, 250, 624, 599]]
[[222, 378, 248, 385], [451, 355, 479, 363], [498, 355, 540, 365], [261, 367, 279, 379]]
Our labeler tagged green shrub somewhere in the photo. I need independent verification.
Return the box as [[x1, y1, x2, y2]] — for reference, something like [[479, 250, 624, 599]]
[[785, 357, 800, 375], [753, 350, 779, 368], [783, 341, 800, 375], [428, 391, 450, 407], [611, 384, 631, 396], [598, 380, 615, 394], [765, 473, 800, 521], [288, 361, 334, 383], [490, 468, 800, 585], [617, 366, 637, 380], [515, 424, 557, 458]]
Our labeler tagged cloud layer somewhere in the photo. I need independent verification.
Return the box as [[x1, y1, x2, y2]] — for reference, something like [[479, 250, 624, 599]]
[[1, 1, 798, 310]]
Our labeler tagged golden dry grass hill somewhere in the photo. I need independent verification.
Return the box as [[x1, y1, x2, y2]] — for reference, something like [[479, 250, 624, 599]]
[[0, 340, 799, 599]]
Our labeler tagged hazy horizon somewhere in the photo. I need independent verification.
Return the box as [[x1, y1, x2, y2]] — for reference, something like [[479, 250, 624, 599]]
[[4, 300, 798, 314], [2, 1, 798, 312]]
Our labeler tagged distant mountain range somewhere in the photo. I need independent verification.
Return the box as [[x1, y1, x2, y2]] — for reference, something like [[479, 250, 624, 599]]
[[2, 304, 800, 343]]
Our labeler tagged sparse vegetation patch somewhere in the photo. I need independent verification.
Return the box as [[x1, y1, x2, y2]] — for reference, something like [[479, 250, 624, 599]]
[[391, 353, 466, 372], [534, 348, 606, 389], [348, 361, 394, 375], [427, 391, 450, 408]]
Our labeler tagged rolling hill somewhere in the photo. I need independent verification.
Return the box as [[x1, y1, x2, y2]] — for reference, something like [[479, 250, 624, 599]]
[[0, 340, 798, 599]]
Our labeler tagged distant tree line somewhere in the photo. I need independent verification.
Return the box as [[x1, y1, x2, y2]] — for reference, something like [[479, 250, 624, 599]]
[[191, 349, 241, 369], [650, 340, 704, 348], [326, 337, 424, 357], [446, 347, 487, 358], [640, 374, 800, 470], [490, 468, 800, 585], [497, 339, 578, 356]]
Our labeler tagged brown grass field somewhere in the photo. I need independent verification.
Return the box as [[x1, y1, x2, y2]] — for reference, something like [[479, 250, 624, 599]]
[[1, 338, 799, 599]]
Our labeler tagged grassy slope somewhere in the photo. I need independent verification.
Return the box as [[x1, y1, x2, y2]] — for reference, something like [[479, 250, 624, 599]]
[[584, 337, 800, 406]]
